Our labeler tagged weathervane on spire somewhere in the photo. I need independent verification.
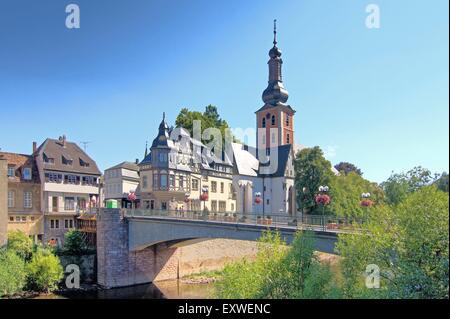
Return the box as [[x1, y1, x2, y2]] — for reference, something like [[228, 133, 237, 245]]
[[273, 19, 277, 46]]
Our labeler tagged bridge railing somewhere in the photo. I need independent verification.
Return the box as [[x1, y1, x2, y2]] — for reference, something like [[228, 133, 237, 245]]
[[122, 209, 363, 233]]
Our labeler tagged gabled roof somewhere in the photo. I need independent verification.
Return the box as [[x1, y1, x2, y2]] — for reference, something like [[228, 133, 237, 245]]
[[0, 151, 40, 183], [255, 102, 296, 114], [36, 138, 101, 176], [107, 161, 139, 172]]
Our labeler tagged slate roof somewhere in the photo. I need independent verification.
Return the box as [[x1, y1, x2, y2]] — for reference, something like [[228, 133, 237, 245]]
[[107, 161, 139, 172], [36, 138, 101, 176]]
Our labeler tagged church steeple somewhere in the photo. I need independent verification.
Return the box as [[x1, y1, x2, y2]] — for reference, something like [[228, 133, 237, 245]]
[[262, 19, 289, 106]]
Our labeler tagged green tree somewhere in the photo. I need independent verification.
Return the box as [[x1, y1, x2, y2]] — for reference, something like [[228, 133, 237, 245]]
[[381, 166, 435, 205], [216, 231, 341, 299], [434, 172, 449, 193], [334, 162, 363, 176], [175, 105, 234, 145], [329, 172, 384, 219], [337, 186, 449, 299], [294, 147, 334, 213], [0, 249, 27, 297], [26, 248, 64, 293], [62, 230, 89, 255], [7, 230, 33, 261]]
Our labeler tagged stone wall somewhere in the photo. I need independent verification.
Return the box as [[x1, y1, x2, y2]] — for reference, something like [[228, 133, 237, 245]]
[[97, 209, 259, 288], [0, 158, 7, 246]]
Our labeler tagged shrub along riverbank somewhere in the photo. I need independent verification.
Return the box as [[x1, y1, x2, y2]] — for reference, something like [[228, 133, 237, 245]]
[[0, 230, 95, 298]]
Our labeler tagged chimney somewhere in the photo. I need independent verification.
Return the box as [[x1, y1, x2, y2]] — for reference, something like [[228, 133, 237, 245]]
[[61, 135, 67, 148], [32, 142, 37, 154]]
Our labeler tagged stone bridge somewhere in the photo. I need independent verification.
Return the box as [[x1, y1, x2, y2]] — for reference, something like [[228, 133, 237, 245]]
[[97, 209, 340, 288]]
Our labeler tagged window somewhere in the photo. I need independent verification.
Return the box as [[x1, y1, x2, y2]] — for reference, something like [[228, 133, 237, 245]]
[[7, 191, 14, 208], [211, 201, 217, 212], [82, 176, 96, 185], [286, 114, 290, 126], [143, 176, 148, 189], [62, 156, 73, 166], [23, 192, 32, 208], [64, 175, 79, 184], [211, 181, 217, 193], [161, 202, 167, 210], [271, 115, 276, 126], [153, 174, 158, 189], [220, 182, 224, 193], [22, 168, 32, 180], [266, 199, 270, 205], [9, 216, 14, 222], [64, 219, 74, 229], [30, 216, 35, 221], [169, 175, 175, 187], [287, 133, 290, 144], [43, 153, 55, 164], [192, 179, 199, 191], [262, 118, 266, 128], [160, 175, 168, 189], [65, 197, 75, 211], [7, 166, 15, 177], [21, 216, 26, 222], [52, 197, 58, 212], [219, 201, 226, 212], [50, 219, 60, 229], [15, 216, 21, 222], [159, 153, 167, 163], [231, 203, 235, 211], [150, 200, 155, 210], [79, 158, 90, 167], [179, 176, 184, 189], [45, 173, 62, 183]]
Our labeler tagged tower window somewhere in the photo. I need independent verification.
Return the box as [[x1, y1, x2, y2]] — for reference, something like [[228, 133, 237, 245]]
[[262, 118, 266, 128], [287, 134, 290, 144], [286, 115, 290, 126], [271, 115, 275, 126]]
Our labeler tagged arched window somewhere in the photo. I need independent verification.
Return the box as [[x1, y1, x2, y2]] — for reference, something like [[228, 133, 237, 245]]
[[262, 118, 266, 128], [286, 115, 290, 126], [287, 133, 290, 144], [271, 115, 276, 126]]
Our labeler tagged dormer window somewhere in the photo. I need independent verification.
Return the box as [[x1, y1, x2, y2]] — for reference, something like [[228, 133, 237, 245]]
[[79, 158, 90, 167], [43, 153, 54, 164], [22, 168, 32, 180], [62, 156, 73, 166]]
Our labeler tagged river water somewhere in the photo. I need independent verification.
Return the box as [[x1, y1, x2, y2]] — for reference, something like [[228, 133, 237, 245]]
[[37, 280, 215, 299]]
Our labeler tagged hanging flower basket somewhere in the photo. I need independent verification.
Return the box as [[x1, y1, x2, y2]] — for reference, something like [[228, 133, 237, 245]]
[[200, 193, 209, 201], [127, 192, 137, 202], [360, 199, 374, 207], [315, 194, 331, 205]]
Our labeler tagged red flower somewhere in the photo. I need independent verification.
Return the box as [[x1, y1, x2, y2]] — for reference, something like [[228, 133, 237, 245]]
[[200, 193, 209, 201], [315, 194, 331, 205], [360, 199, 374, 207], [127, 192, 137, 202], [255, 197, 262, 204]]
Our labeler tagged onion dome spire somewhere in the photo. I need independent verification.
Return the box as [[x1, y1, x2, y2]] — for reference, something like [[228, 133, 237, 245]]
[[262, 19, 289, 105]]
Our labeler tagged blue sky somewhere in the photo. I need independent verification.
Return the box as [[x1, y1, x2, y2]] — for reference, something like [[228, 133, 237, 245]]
[[0, 0, 448, 183]]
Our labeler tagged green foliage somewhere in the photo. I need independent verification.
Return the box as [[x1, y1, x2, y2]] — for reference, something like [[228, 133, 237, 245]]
[[434, 172, 449, 193], [295, 147, 335, 213], [329, 172, 384, 219], [7, 230, 33, 261], [62, 230, 89, 255], [337, 186, 449, 299], [175, 105, 235, 145], [0, 249, 27, 297], [381, 166, 435, 205], [215, 231, 341, 299], [334, 162, 363, 176], [26, 248, 64, 293]]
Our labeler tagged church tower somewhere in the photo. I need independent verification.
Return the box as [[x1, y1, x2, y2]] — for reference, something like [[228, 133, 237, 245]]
[[256, 20, 296, 150]]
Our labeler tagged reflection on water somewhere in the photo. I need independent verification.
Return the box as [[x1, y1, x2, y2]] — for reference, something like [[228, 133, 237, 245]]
[[49, 280, 215, 299]]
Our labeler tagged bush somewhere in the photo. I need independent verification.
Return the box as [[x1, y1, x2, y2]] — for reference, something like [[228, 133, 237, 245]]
[[7, 230, 33, 261], [0, 249, 27, 297], [26, 248, 64, 293], [62, 230, 89, 255]]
